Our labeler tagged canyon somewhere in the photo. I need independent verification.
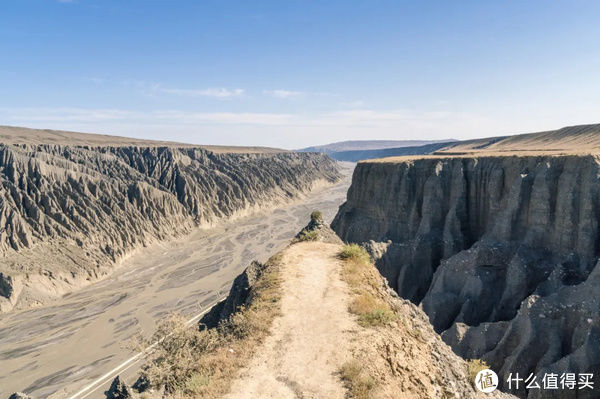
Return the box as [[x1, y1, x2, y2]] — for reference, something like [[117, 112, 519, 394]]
[[5, 123, 600, 399], [0, 127, 351, 399], [332, 139, 600, 398], [98, 219, 514, 399], [0, 126, 340, 313]]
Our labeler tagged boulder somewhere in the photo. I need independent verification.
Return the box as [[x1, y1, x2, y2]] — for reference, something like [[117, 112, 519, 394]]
[[106, 376, 134, 399]]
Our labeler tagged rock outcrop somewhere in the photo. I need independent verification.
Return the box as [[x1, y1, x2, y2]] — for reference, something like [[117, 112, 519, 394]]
[[199, 259, 267, 328], [0, 143, 340, 312], [8, 393, 33, 399], [106, 376, 135, 399], [332, 155, 600, 398]]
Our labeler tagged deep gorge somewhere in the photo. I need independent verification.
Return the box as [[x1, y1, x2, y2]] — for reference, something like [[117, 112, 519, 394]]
[[0, 144, 340, 313], [332, 155, 600, 398]]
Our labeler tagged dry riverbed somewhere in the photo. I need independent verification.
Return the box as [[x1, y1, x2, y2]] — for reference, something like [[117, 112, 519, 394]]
[[0, 163, 353, 399]]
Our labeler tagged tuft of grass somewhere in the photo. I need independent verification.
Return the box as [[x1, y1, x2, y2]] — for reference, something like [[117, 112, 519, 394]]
[[339, 360, 376, 399], [297, 229, 318, 242], [339, 244, 395, 328], [310, 210, 323, 222], [410, 327, 424, 342], [359, 308, 396, 327], [130, 314, 221, 394], [349, 293, 395, 327], [184, 373, 210, 394], [338, 244, 371, 264], [467, 359, 490, 388]]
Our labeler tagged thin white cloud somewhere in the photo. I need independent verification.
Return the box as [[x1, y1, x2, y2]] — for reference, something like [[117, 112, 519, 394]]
[[0, 107, 141, 122], [153, 110, 293, 125], [3, 105, 588, 148], [82, 77, 105, 85], [158, 87, 244, 98], [0, 107, 292, 126], [263, 89, 304, 99], [340, 100, 366, 108], [0, 107, 480, 128], [321, 109, 469, 126]]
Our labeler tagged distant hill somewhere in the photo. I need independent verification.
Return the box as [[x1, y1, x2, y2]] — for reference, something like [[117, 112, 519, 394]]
[[297, 139, 455, 154], [301, 124, 600, 162], [0, 125, 285, 154], [327, 142, 455, 162], [436, 123, 600, 155]]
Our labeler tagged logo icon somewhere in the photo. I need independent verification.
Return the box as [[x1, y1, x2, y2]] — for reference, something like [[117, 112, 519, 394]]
[[475, 369, 499, 393]]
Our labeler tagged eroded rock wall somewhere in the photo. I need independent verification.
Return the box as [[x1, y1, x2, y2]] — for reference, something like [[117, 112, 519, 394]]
[[332, 155, 600, 398], [0, 144, 340, 312]]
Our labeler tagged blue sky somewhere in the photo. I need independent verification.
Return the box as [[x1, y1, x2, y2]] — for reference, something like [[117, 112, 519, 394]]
[[1, 0, 599, 148]]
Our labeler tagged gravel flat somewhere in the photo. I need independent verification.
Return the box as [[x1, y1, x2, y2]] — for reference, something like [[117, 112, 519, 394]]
[[0, 164, 353, 399]]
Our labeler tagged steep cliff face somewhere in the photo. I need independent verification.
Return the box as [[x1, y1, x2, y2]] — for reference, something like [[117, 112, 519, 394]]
[[0, 144, 340, 312], [332, 155, 600, 398]]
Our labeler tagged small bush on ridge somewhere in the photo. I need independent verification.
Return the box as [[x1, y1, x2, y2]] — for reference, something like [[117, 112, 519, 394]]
[[310, 210, 323, 222]]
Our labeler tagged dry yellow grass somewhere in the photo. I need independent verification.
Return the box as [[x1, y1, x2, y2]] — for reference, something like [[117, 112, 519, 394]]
[[336, 244, 494, 398], [364, 152, 599, 164], [467, 359, 490, 388], [339, 360, 376, 399], [295, 229, 318, 242], [338, 244, 395, 328], [135, 253, 284, 398], [366, 124, 600, 163], [348, 293, 395, 327]]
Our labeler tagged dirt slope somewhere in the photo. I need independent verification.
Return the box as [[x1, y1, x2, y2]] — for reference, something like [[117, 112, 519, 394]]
[[224, 242, 354, 399], [98, 220, 515, 399], [222, 240, 513, 399]]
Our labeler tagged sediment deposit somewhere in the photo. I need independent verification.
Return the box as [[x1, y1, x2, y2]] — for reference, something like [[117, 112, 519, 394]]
[[0, 140, 340, 313], [332, 154, 600, 398]]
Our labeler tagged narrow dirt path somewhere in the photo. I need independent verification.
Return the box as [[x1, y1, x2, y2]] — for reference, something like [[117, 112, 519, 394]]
[[224, 242, 355, 399]]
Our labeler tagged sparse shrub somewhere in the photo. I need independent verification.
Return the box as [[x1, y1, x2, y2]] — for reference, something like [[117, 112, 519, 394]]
[[184, 373, 210, 394], [359, 308, 396, 327], [348, 293, 380, 315], [226, 308, 254, 339], [338, 244, 370, 264], [410, 327, 424, 341], [339, 360, 376, 399], [310, 210, 323, 222], [467, 359, 490, 387], [135, 313, 219, 393], [135, 253, 284, 398], [297, 229, 318, 242]]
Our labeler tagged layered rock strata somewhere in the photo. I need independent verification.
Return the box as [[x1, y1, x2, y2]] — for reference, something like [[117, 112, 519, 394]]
[[0, 144, 340, 312], [332, 155, 600, 398]]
